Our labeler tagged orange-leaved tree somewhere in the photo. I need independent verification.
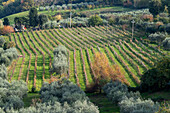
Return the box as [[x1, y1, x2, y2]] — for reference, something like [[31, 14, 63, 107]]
[[0, 25, 14, 35], [87, 52, 129, 93]]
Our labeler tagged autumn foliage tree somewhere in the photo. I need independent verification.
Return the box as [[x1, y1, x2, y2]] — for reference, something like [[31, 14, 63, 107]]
[[0, 25, 14, 35], [87, 52, 129, 93]]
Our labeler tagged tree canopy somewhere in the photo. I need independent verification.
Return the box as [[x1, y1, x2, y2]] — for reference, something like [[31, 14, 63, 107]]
[[149, 0, 164, 17], [3, 18, 9, 26], [50, 45, 68, 77], [29, 7, 38, 27], [88, 15, 103, 27]]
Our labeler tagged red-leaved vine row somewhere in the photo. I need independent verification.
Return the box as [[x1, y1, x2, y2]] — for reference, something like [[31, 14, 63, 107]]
[[134, 39, 159, 57], [55, 29, 80, 49], [97, 46, 101, 53], [112, 42, 142, 76], [40, 30, 58, 48], [60, 28, 84, 48], [35, 30, 54, 51], [30, 31, 51, 80], [130, 39, 157, 61], [17, 32, 29, 80], [67, 50, 70, 78], [84, 27, 107, 45], [73, 49, 80, 87], [103, 45, 115, 64], [91, 46, 96, 54], [49, 29, 74, 50], [76, 27, 102, 47], [97, 25, 126, 41], [9, 33, 21, 81], [30, 30, 52, 69], [7, 34, 17, 76], [108, 25, 128, 38], [45, 30, 60, 45], [81, 27, 104, 45], [100, 25, 124, 38], [25, 31, 42, 84], [124, 41, 154, 66], [119, 40, 148, 71], [24, 31, 45, 81], [18, 32, 37, 87], [70, 27, 96, 47], [98, 25, 119, 39], [110, 25, 130, 37], [30, 30, 52, 79], [140, 38, 164, 55], [80, 48, 89, 86], [65, 28, 90, 48], [86, 47, 96, 80], [109, 44, 140, 84], [10, 57, 19, 81]]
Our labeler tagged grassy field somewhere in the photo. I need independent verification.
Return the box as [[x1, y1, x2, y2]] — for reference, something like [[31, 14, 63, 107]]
[[23, 91, 170, 113], [2, 6, 132, 25], [6, 25, 166, 92]]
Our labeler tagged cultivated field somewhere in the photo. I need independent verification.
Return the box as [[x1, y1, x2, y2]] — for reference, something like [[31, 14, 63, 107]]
[[7, 25, 164, 91]]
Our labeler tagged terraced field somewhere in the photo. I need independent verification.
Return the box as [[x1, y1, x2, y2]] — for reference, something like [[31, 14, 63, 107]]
[[7, 25, 164, 91]]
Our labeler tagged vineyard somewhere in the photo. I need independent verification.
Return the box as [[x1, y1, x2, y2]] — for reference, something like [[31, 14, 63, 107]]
[[7, 25, 164, 91]]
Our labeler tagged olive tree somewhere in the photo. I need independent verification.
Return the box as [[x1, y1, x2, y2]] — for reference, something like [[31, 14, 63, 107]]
[[0, 37, 27, 110], [50, 45, 68, 77]]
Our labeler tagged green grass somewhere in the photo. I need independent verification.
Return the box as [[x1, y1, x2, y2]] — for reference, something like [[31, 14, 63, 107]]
[[87, 93, 120, 113], [23, 93, 40, 107], [141, 91, 170, 102], [108, 46, 136, 87], [68, 51, 76, 83], [76, 50, 86, 90]]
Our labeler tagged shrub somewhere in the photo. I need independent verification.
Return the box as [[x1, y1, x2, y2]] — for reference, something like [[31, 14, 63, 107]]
[[40, 78, 89, 104], [103, 81, 136, 103], [166, 23, 170, 34], [4, 95, 24, 110], [119, 97, 160, 113], [159, 17, 170, 24], [158, 25, 165, 32], [88, 15, 103, 27], [0, 64, 7, 79], [50, 45, 68, 76], [140, 57, 170, 92], [141, 14, 153, 22], [162, 37, 170, 50], [146, 25, 157, 33], [0, 78, 9, 88], [1, 100, 99, 113], [156, 21, 164, 28], [118, 19, 129, 25], [0, 47, 18, 67], [103, 81, 160, 113], [0, 37, 5, 47], [9, 80, 28, 98], [148, 32, 166, 43], [43, 21, 58, 29]]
